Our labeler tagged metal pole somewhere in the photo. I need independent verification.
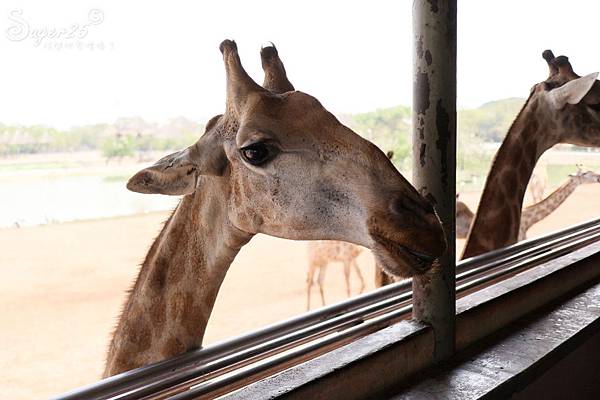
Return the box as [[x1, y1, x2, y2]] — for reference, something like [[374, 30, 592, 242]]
[[412, 0, 457, 361]]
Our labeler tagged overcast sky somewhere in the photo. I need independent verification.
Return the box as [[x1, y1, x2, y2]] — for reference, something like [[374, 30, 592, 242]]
[[0, 0, 598, 129]]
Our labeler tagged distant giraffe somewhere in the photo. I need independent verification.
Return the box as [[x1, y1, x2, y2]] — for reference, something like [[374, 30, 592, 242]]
[[528, 161, 548, 203], [456, 193, 474, 239], [455, 168, 600, 240], [519, 168, 600, 240], [306, 241, 365, 310]]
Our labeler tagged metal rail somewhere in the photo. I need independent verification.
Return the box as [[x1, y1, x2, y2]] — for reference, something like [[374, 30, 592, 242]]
[[52, 217, 600, 400], [137, 228, 600, 399], [169, 304, 414, 400], [54, 283, 412, 400], [457, 223, 600, 277], [457, 217, 600, 272], [108, 292, 414, 400], [456, 229, 600, 294], [167, 224, 600, 399]]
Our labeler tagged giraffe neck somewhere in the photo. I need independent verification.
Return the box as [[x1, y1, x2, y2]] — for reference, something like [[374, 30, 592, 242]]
[[104, 180, 252, 377], [518, 176, 581, 239], [462, 99, 552, 259]]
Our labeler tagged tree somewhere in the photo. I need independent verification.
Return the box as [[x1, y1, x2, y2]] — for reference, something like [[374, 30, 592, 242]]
[[349, 106, 412, 171], [101, 134, 135, 163]]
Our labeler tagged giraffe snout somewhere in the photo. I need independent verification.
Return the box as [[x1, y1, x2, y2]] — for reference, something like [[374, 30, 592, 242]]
[[384, 194, 447, 257]]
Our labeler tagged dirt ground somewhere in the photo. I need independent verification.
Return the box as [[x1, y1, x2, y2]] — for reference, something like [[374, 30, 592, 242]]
[[2, 185, 600, 399]]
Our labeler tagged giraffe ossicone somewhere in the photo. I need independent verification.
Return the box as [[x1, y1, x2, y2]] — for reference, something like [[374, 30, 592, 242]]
[[104, 40, 446, 376]]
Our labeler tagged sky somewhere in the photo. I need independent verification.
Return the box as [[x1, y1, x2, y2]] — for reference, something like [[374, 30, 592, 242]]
[[0, 0, 599, 129]]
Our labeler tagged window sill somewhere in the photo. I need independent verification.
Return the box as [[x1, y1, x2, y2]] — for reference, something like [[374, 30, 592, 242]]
[[391, 279, 600, 399], [225, 241, 600, 400]]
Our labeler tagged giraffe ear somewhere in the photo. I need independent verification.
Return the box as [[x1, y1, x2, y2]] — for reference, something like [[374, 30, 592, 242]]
[[547, 72, 599, 110], [127, 128, 227, 196], [127, 148, 200, 195]]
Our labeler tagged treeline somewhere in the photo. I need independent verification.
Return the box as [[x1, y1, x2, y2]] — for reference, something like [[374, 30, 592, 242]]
[[0, 98, 531, 163], [347, 105, 412, 168], [0, 117, 203, 160], [347, 97, 527, 167]]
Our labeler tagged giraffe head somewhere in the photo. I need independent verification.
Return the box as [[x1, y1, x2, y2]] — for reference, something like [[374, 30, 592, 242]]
[[569, 166, 600, 184], [126, 40, 446, 278], [528, 50, 600, 147]]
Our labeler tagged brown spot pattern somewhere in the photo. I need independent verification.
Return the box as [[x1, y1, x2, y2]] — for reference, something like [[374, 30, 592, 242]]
[[149, 301, 166, 326], [125, 309, 152, 354], [162, 337, 186, 358], [166, 258, 184, 284], [169, 291, 185, 320], [182, 292, 206, 337]]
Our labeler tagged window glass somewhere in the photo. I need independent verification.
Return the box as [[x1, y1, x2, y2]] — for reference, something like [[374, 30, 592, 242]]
[[2, 2, 600, 398]]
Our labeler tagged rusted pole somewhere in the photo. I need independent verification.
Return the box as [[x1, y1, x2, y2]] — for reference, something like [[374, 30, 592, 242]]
[[412, 0, 457, 361]]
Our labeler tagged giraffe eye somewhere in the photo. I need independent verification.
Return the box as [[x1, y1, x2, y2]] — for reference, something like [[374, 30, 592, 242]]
[[240, 142, 276, 166]]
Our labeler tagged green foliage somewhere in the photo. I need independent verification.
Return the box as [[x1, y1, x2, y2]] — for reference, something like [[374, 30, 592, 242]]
[[456, 98, 525, 190], [459, 98, 524, 143], [101, 135, 135, 161], [456, 117, 494, 190], [349, 105, 412, 170], [346, 99, 526, 188], [0, 118, 204, 157], [138, 131, 199, 152], [0, 99, 527, 180], [68, 124, 107, 150]]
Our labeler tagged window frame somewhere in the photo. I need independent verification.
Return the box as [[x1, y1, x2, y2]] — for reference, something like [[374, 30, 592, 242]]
[[49, 1, 600, 398]]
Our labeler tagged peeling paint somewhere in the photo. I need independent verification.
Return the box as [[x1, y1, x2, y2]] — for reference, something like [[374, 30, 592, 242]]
[[419, 143, 427, 167], [435, 99, 451, 188], [427, 0, 439, 13], [425, 50, 433, 66], [418, 115, 425, 140], [416, 35, 424, 59], [414, 72, 430, 114]]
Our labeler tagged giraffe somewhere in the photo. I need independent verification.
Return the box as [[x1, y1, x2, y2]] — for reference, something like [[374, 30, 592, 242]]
[[527, 161, 548, 203], [455, 193, 474, 239], [456, 167, 600, 240], [103, 41, 446, 376], [519, 167, 600, 240], [306, 241, 365, 310], [462, 50, 600, 259]]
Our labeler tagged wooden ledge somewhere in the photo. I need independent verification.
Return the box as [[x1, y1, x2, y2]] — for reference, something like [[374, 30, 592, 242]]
[[390, 280, 600, 399], [224, 320, 433, 400]]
